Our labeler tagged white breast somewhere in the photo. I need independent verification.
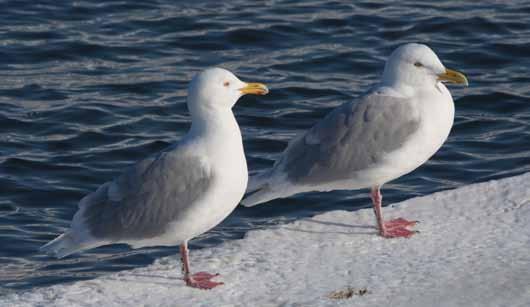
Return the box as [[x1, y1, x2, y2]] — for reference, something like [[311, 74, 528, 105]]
[[165, 114, 248, 245], [362, 83, 455, 187]]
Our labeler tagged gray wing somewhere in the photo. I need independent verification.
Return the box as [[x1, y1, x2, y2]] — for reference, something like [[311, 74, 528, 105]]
[[75, 145, 213, 241], [278, 90, 420, 184]]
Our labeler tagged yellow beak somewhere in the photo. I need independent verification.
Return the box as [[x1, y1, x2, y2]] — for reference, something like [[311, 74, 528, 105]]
[[239, 82, 269, 95], [438, 68, 468, 86]]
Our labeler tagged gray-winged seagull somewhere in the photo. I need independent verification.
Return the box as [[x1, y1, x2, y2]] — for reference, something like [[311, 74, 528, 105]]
[[242, 43, 467, 238], [42, 67, 268, 289]]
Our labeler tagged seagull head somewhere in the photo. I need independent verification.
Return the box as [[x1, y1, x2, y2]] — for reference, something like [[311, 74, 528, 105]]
[[382, 43, 468, 89], [187, 67, 268, 114]]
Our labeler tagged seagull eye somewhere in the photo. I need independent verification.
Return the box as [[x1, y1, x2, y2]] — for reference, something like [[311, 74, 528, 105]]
[[223, 81, 230, 87], [414, 62, 423, 67]]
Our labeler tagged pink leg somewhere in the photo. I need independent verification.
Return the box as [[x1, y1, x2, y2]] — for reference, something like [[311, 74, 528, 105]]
[[180, 242, 223, 290], [370, 186, 418, 238]]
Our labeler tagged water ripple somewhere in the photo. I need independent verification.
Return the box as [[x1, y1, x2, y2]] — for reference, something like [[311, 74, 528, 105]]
[[1, 0, 529, 291]]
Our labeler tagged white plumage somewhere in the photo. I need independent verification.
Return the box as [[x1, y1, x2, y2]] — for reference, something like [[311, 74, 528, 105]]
[[41, 67, 268, 289], [243, 43, 467, 238]]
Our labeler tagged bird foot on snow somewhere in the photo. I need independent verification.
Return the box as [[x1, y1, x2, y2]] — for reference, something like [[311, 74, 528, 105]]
[[185, 272, 223, 290], [381, 218, 419, 238]]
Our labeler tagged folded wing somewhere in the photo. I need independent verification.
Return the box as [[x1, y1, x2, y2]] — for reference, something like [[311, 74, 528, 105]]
[[76, 145, 213, 242]]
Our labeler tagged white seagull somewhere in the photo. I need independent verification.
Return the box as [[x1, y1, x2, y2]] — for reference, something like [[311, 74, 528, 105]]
[[41, 67, 268, 289], [242, 43, 467, 238]]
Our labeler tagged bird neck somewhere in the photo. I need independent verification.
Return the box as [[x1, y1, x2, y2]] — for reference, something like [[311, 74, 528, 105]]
[[189, 107, 240, 138], [379, 80, 416, 97]]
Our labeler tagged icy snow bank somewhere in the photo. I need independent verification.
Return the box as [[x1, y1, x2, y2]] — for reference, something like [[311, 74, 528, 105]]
[[4, 173, 530, 307]]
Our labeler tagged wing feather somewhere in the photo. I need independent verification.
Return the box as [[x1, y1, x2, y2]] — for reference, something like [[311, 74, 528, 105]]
[[74, 145, 213, 241], [277, 90, 421, 184]]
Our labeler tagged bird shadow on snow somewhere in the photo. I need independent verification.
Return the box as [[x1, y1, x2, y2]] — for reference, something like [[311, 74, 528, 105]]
[[101, 220, 376, 287], [104, 273, 185, 287], [282, 218, 376, 236]]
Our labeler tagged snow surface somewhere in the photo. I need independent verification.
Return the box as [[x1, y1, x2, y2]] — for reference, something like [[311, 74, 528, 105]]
[[3, 173, 530, 307]]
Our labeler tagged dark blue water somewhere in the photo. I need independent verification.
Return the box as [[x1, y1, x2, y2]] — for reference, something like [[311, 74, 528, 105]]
[[1, 0, 530, 294]]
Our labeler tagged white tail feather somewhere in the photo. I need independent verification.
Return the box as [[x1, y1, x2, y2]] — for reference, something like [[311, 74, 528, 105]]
[[40, 232, 94, 259], [241, 185, 285, 207], [246, 169, 272, 193]]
